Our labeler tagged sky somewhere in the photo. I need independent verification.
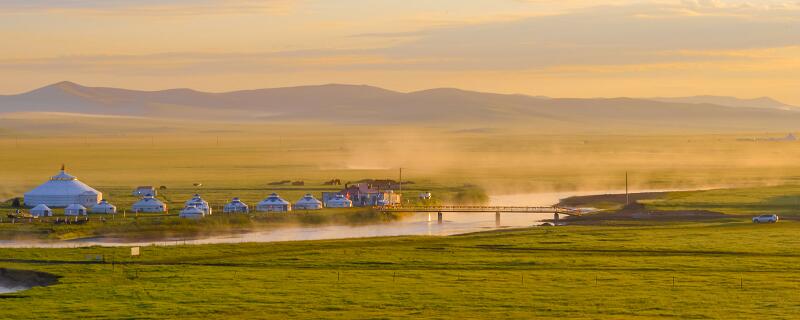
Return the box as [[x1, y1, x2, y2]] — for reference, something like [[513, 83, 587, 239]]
[[1, 0, 799, 104]]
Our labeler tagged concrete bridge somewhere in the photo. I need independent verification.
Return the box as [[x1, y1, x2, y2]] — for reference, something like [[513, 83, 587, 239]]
[[377, 205, 583, 225]]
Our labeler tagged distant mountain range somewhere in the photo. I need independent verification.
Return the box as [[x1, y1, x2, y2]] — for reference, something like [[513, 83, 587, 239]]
[[1, 81, 799, 131]]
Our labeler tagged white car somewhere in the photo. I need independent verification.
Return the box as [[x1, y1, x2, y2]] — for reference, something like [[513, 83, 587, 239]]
[[752, 214, 779, 223]]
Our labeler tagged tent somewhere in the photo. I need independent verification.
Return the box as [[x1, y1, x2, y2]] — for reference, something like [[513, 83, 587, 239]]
[[185, 194, 212, 215], [223, 197, 249, 213], [24, 166, 101, 208], [30, 204, 53, 217], [294, 194, 323, 210], [64, 204, 88, 216], [256, 193, 292, 212], [91, 200, 117, 214], [132, 194, 167, 213], [325, 194, 353, 208], [179, 205, 205, 219]]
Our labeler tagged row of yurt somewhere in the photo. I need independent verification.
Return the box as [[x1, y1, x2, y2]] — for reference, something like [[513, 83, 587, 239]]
[[26, 201, 116, 217]]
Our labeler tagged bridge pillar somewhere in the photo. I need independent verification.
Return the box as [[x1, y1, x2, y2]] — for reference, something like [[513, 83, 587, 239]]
[[428, 213, 432, 222], [437, 212, 443, 224], [554, 213, 560, 226], [495, 212, 501, 227]]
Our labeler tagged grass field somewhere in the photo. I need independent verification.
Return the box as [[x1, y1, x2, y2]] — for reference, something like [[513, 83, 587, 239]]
[[1, 220, 799, 319]]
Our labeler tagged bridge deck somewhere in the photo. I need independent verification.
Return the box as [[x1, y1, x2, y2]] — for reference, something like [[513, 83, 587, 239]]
[[378, 206, 581, 215]]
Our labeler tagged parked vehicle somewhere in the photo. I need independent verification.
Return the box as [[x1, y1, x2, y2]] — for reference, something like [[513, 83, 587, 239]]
[[752, 214, 779, 223]]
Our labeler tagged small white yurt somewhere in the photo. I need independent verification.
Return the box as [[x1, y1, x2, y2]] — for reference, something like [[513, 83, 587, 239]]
[[223, 197, 249, 213], [294, 194, 322, 210], [91, 200, 117, 214], [179, 205, 205, 219], [24, 165, 102, 208], [185, 194, 212, 215], [325, 194, 353, 208], [30, 204, 53, 217], [132, 194, 167, 213], [256, 193, 292, 212], [64, 204, 88, 216]]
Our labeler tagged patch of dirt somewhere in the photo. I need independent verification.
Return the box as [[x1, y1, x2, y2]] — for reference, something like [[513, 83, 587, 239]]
[[563, 202, 729, 225], [558, 192, 666, 207]]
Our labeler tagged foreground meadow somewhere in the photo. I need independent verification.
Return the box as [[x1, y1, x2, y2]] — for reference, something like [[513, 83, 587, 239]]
[[1, 220, 799, 319]]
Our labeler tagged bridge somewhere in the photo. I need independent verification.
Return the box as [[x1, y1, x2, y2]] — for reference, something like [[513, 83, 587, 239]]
[[377, 205, 584, 225]]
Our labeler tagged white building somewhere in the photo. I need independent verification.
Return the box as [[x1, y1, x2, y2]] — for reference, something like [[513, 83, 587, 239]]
[[324, 194, 353, 208], [132, 194, 167, 213], [223, 197, 249, 213], [91, 200, 117, 214], [294, 194, 322, 210], [24, 166, 102, 208], [185, 194, 212, 215], [64, 204, 88, 216], [256, 193, 292, 212], [30, 204, 53, 217], [179, 205, 205, 219]]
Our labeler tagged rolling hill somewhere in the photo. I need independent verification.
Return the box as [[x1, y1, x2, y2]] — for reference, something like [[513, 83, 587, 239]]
[[1, 81, 799, 132]]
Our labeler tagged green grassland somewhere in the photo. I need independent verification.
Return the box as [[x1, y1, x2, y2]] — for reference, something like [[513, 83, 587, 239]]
[[644, 185, 800, 216], [1, 220, 799, 319]]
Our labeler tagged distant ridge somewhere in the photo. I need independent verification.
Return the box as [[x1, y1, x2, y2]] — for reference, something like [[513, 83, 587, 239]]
[[1, 81, 799, 131]]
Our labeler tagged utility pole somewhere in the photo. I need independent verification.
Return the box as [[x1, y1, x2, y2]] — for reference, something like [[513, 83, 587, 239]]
[[625, 171, 629, 205]]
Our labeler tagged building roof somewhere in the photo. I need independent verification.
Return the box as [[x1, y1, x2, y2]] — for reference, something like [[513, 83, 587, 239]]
[[24, 167, 100, 197], [225, 197, 248, 207], [30, 204, 52, 212], [92, 200, 116, 209], [259, 193, 290, 206], [133, 195, 165, 207], [295, 194, 322, 205], [65, 204, 86, 210]]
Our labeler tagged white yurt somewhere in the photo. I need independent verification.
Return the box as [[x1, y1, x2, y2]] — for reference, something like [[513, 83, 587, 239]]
[[24, 165, 102, 208], [179, 205, 205, 219], [185, 194, 212, 215], [223, 197, 249, 213], [132, 194, 167, 213], [256, 193, 292, 212], [64, 204, 88, 216], [325, 194, 353, 208], [294, 194, 322, 210], [30, 204, 53, 217], [91, 200, 117, 214]]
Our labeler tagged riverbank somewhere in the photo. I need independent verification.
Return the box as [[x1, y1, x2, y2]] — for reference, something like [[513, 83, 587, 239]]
[[1, 220, 798, 318]]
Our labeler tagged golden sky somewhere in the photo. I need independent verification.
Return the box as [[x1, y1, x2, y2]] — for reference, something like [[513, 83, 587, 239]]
[[1, 0, 799, 104]]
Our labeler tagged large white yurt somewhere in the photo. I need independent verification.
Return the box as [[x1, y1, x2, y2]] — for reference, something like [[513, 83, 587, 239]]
[[30, 204, 53, 217], [64, 204, 88, 216], [91, 200, 117, 214], [132, 194, 167, 213], [223, 197, 249, 213], [179, 205, 205, 219], [256, 193, 292, 212], [294, 194, 322, 210], [184, 194, 212, 215], [24, 165, 102, 208], [325, 194, 353, 208]]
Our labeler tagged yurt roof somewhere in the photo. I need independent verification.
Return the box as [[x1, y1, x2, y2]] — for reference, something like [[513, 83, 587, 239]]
[[65, 204, 86, 210], [134, 196, 164, 206], [259, 193, 290, 205], [93, 201, 116, 209], [25, 168, 100, 197], [296, 194, 322, 205], [31, 204, 52, 211], [226, 198, 248, 207], [181, 206, 204, 214]]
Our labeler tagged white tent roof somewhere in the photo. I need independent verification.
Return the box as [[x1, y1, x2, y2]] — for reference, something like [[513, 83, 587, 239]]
[[259, 193, 290, 206], [185, 194, 208, 206], [24, 167, 100, 198], [295, 194, 322, 206], [225, 197, 248, 207], [92, 200, 116, 210], [65, 204, 86, 210], [30, 204, 52, 212], [133, 195, 165, 207]]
